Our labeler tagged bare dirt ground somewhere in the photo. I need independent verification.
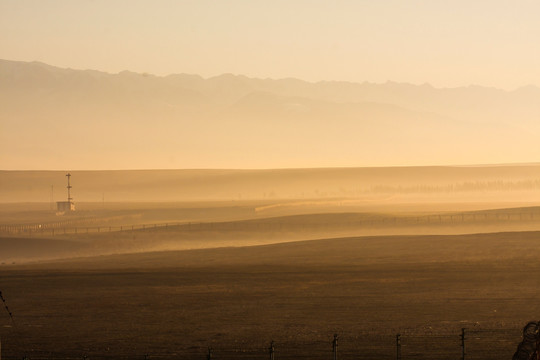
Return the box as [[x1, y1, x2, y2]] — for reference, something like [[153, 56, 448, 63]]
[[2, 231, 540, 360]]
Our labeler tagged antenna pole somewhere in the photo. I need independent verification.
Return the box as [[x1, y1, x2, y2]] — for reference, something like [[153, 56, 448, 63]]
[[66, 173, 72, 202]]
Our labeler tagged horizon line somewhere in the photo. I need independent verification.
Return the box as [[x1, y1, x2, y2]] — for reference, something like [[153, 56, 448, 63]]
[[3, 57, 538, 92], [2, 161, 540, 172]]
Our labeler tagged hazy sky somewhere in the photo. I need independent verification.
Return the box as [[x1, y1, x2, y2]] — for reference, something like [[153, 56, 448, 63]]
[[2, 0, 540, 89]]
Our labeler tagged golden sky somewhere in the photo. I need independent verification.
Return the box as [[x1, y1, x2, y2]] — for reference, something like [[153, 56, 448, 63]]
[[3, 0, 540, 170], [2, 0, 540, 89]]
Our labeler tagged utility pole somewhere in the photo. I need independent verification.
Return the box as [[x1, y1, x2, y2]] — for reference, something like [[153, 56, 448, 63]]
[[461, 328, 466, 360], [332, 334, 338, 360], [396, 334, 401, 360]]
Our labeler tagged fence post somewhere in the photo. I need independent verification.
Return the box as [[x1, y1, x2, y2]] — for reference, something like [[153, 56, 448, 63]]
[[396, 334, 401, 360], [461, 328, 466, 360], [269, 340, 275, 360], [333, 334, 338, 360]]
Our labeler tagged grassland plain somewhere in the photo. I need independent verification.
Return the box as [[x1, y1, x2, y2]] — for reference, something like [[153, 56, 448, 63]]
[[2, 232, 540, 360]]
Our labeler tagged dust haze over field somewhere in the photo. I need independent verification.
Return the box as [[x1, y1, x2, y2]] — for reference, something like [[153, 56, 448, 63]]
[[3, 167, 540, 359], [3, 1, 540, 359]]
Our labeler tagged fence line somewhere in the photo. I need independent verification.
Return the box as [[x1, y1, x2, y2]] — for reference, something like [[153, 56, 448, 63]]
[[0, 213, 142, 235], [0, 328, 527, 360], [0, 210, 539, 237]]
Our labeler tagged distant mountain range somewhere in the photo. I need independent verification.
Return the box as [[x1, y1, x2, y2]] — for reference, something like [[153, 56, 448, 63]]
[[1, 59, 539, 169]]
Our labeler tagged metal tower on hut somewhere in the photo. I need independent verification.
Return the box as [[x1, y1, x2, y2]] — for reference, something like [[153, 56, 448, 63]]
[[56, 173, 75, 213]]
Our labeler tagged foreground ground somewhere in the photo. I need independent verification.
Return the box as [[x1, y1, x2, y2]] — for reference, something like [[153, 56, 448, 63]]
[[2, 232, 540, 360]]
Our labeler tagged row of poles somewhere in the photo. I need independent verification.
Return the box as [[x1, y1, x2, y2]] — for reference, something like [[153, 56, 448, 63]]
[[7, 331, 468, 360], [202, 331, 468, 360], [0, 329, 491, 360], [0, 291, 472, 360]]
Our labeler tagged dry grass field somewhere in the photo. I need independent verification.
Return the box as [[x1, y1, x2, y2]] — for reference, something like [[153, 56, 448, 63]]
[[2, 174, 540, 360], [2, 229, 540, 359]]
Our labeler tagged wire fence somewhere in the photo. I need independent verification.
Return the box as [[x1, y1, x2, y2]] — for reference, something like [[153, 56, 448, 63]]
[[1, 209, 539, 238], [0, 328, 528, 360]]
